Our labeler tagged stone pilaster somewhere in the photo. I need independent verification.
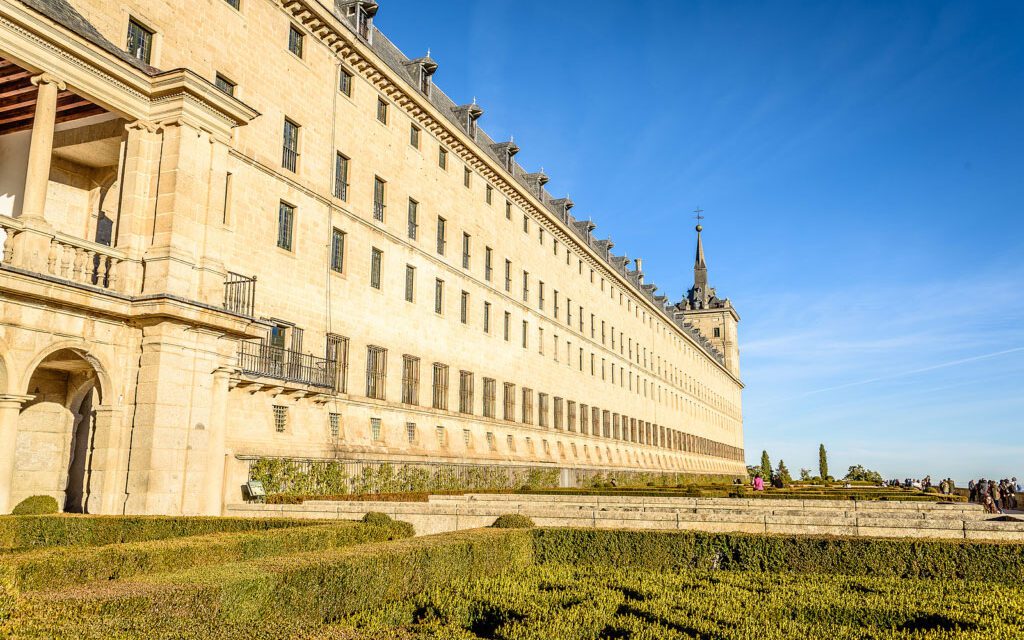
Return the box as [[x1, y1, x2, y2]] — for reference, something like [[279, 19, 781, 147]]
[[202, 366, 237, 515], [113, 120, 162, 294], [84, 404, 123, 514], [0, 394, 34, 514]]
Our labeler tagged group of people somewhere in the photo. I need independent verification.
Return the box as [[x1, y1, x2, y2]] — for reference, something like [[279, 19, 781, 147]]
[[969, 478, 1020, 514]]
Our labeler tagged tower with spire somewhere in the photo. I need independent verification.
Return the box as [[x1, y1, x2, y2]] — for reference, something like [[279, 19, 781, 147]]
[[675, 209, 741, 377]]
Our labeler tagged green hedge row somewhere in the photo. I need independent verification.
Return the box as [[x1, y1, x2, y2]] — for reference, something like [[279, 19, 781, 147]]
[[8, 529, 533, 639], [532, 529, 1024, 584], [517, 487, 962, 502], [0, 515, 311, 551]]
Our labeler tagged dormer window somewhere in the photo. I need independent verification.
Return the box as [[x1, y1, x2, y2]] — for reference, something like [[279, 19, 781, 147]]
[[356, 6, 370, 39]]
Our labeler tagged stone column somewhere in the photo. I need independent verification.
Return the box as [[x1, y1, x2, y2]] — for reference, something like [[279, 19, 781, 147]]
[[13, 74, 65, 272], [203, 366, 237, 515], [85, 405, 123, 515], [0, 394, 33, 514]]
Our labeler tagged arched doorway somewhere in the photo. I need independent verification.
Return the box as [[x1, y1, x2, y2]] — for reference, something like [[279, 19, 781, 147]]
[[14, 348, 104, 513]]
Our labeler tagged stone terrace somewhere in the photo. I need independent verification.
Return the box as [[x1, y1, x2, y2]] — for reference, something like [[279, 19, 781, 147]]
[[228, 493, 1024, 541]]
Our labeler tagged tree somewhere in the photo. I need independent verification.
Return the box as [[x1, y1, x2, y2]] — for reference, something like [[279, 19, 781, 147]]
[[777, 460, 793, 486], [760, 450, 772, 480], [818, 444, 829, 482], [844, 464, 883, 484], [800, 468, 812, 481]]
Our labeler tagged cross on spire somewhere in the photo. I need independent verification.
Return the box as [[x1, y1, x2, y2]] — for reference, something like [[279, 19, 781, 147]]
[[693, 206, 705, 230]]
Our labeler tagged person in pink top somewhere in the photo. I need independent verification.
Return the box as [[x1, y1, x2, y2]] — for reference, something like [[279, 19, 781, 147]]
[[752, 474, 765, 491]]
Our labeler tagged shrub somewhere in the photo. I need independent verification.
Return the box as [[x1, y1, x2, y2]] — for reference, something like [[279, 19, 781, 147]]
[[361, 512, 394, 526], [492, 514, 535, 529], [10, 496, 58, 516]]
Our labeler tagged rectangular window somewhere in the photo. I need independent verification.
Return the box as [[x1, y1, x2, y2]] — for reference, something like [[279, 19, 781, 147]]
[[401, 355, 420, 405], [554, 397, 563, 430], [522, 320, 528, 349], [579, 404, 588, 435], [272, 405, 288, 433], [436, 217, 446, 255], [554, 291, 559, 319], [484, 247, 493, 281], [410, 124, 420, 148], [406, 422, 417, 444], [432, 363, 449, 410], [522, 271, 529, 302], [538, 281, 545, 310], [522, 214, 529, 233], [326, 334, 349, 394], [370, 417, 382, 441], [373, 177, 386, 221], [485, 185, 493, 204], [434, 279, 444, 314], [504, 259, 512, 292], [329, 412, 341, 438], [462, 233, 471, 269], [404, 265, 415, 302], [459, 370, 474, 414], [376, 97, 388, 124], [407, 199, 418, 239], [463, 167, 471, 188], [538, 393, 549, 428], [214, 73, 235, 96], [436, 426, 447, 447], [505, 200, 512, 220], [282, 119, 299, 172], [365, 345, 387, 400], [463, 429, 473, 449], [288, 24, 303, 57], [127, 18, 154, 64], [460, 291, 469, 324], [330, 228, 345, 273], [521, 387, 533, 424], [370, 247, 382, 289], [503, 382, 516, 421], [334, 153, 349, 200], [486, 432, 496, 451], [483, 378, 496, 418], [339, 68, 352, 96], [483, 302, 491, 333], [503, 311, 510, 341], [567, 401, 576, 432], [438, 146, 448, 169], [222, 172, 232, 224], [277, 202, 294, 251]]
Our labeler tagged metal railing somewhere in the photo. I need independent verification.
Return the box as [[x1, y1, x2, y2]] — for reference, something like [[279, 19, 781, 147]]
[[238, 341, 335, 388], [224, 272, 256, 316], [282, 146, 298, 172]]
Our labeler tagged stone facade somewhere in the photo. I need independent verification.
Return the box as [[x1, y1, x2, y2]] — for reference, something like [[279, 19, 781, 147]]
[[0, 0, 745, 516]]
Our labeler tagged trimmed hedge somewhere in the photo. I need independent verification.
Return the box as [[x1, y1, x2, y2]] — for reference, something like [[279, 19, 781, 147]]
[[532, 528, 1024, 584], [9, 529, 533, 638], [492, 514, 535, 529], [0, 515, 311, 551], [10, 497, 58, 516]]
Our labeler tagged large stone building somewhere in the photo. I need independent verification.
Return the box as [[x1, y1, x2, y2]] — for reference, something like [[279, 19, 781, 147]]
[[0, 0, 745, 515]]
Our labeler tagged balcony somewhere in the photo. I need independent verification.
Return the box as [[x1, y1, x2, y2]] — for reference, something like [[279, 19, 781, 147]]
[[223, 272, 256, 316], [237, 341, 335, 389]]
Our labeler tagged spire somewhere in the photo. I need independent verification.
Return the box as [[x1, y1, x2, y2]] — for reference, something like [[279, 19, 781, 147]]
[[693, 207, 707, 291]]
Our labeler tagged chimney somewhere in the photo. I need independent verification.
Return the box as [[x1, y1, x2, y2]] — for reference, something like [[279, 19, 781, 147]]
[[635, 258, 644, 284]]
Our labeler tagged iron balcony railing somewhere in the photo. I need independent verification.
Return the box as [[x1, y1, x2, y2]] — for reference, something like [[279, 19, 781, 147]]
[[224, 272, 256, 316], [282, 146, 298, 172], [238, 341, 335, 389]]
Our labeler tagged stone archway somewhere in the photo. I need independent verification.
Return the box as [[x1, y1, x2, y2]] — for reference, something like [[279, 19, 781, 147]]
[[12, 348, 106, 512]]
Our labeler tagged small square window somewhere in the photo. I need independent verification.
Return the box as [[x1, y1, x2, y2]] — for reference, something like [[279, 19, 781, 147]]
[[127, 18, 154, 64], [288, 25, 304, 57], [214, 73, 235, 96], [339, 68, 353, 96]]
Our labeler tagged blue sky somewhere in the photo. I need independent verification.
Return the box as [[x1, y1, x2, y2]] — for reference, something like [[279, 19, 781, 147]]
[[375, 0, 1024, 483]]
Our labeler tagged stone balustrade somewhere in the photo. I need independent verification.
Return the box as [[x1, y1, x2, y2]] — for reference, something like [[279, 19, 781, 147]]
[[0, 216, 131, 294]]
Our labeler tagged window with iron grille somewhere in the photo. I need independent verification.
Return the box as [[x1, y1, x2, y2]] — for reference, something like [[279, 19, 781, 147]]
[[438, 146, 447, 169], [483, 302, 491, 333], [521, 387, 533, 424], [463, 167, 471, 188], [603, 410, 611, 438], [401, 355, 420, 405], [282, 119, 299, 171], [287, 24, 303, 57], [538, 281, 545, 310], [613, 413, 620, 439], [462, 233, 471, 269], [436, 426, 447, 446], [503, 311, 510, 341], [127, 18, 154, 64], [503, 382, 515, 421], [436, 217, 446, 255], [504, 259, 511, 291], [553, 290, 559, 319], [273, 405, 288, 433], [376, 97, 388, 123], [538, 393, 549, 428], [579, 404, 588, 435], [370, 248, 382, 289], [329, 412, 340, 438], [485, 185, 492, 204], [463, 429, 472, 449], [434, 279, 444, 314], [406, 422, 417, 444], [567, 299, 572, 326], [334, 153, 349, 200], [592, 406, 600, 436], [410, 124, 420, 148], [214, 73, 235, 96], [365, 345, 387, 400], [277, 202, 294, 251], [553, 397, 563, 430], [484, 247, 492, 281], [370, 417, 382, 441], [567, 400, 576, 432], [373, 177, 386, 221], [506, 434, 515, 451], [458, 370, 474, 414], [432, 363, 449, 410], [486, 432, 496, 451], [522, 271, 529, 302], [338, 68, 352, 96], [407, 199, 418, 239], [482, 378, 496, 418], [326, 334, 349, 393], [460, 291, 468, 324], [330, 228, 345, 273]]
